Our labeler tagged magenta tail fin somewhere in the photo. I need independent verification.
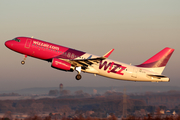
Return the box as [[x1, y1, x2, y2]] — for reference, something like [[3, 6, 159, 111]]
[[136, 47, 174, 68]]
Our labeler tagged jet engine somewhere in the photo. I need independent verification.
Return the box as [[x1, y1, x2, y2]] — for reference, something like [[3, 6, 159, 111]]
[[51, 58, 74, 71]]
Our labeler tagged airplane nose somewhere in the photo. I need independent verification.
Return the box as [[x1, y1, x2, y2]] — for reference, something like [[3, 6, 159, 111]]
[[5, 40, 12, 48]]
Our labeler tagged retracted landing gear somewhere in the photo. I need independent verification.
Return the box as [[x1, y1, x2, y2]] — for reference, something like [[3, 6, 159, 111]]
[[75, 67, 82, 80], [21, 55, 27, 65]]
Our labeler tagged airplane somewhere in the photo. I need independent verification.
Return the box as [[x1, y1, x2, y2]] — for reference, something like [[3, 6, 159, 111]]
[[5, 37, 174, 82]]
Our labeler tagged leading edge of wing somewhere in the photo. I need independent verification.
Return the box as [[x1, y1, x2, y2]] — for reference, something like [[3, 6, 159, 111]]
[[69, 49, 114, 67], [72, 48, 114, 62]]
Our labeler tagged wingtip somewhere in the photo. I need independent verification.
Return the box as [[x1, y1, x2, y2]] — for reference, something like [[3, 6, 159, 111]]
[[103, 49, 114, 58]]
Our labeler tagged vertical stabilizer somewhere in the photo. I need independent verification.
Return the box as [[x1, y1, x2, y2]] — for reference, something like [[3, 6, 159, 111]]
[[136, 47, 174, 74]]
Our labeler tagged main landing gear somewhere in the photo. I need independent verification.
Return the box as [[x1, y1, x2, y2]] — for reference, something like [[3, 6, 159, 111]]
[[75, 67, 82, 80], [21, 55, 27, 65], [76, 74, 82, 80]]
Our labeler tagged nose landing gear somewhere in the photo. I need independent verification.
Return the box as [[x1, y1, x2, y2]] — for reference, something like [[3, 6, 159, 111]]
[[21, 61, 25, 65], [21, 55, 27, 65], [75, 67, 82, 80]]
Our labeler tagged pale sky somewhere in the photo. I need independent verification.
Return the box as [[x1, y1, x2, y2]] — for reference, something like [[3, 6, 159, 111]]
[[0, 0, 180, 91]]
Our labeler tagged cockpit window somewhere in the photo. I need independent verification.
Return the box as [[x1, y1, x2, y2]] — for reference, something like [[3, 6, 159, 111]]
[[13, 38, 20, 42]]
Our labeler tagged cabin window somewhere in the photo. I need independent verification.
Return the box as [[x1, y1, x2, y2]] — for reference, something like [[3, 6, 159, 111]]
[[71, 53, 75, 59], [67, 52, 71, 58]]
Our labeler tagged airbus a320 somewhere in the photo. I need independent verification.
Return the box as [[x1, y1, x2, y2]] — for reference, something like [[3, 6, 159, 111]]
[[5, 37, 174, 82]]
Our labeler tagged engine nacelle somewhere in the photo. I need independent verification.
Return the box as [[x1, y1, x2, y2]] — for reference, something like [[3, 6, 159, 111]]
[[51, 58, 74, 71]]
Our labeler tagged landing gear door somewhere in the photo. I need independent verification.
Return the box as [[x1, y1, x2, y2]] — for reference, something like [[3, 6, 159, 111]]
[[25, 39, 32, 49]]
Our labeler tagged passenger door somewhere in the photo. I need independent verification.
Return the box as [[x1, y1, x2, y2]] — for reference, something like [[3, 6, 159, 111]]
[[25, 39, 32, 49]]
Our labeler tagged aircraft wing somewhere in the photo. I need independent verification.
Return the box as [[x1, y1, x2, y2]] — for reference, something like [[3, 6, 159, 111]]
[[66, 49, 114, 69]]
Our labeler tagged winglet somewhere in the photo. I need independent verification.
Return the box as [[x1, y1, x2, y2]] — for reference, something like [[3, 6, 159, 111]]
[[103, 49, 114, 58]]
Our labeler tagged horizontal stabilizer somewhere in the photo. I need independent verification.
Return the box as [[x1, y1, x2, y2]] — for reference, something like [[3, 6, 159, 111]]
[[146, 74, 170, 82], [147, 74, 168, 78]]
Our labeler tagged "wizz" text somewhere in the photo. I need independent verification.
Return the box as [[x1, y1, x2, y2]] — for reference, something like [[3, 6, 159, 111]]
[[99, 61, 126, 75]]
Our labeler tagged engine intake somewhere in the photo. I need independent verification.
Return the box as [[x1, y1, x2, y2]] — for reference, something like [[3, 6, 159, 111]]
[[51, 58, 74, 71]]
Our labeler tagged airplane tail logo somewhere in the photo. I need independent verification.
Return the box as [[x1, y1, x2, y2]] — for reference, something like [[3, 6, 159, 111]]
[[136, 47, 174, 74]]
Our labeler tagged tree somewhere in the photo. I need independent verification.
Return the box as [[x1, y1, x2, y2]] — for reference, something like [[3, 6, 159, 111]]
[[49, 90, 59, 96], [3, 111, 13, 120]]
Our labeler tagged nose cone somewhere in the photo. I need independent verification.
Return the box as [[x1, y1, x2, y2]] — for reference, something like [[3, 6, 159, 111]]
[[5, 40, 12, 48]]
